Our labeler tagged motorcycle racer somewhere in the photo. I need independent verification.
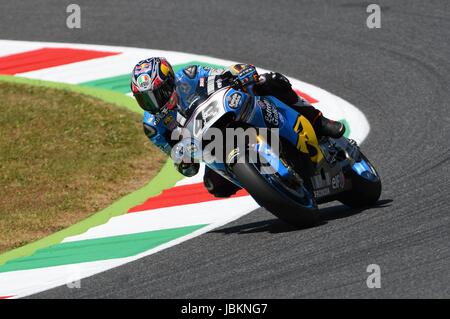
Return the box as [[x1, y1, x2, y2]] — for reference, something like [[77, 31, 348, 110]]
[[131, 58, 345, 197]]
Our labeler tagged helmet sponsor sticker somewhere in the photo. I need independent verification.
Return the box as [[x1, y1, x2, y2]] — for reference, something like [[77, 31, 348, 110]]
[[160, 59, 171, 76], [137, 74, 151, 90], [134, 62, 151, 75]]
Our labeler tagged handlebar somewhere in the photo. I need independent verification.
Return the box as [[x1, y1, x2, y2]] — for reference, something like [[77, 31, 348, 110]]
[[230, 64, 260, 93]]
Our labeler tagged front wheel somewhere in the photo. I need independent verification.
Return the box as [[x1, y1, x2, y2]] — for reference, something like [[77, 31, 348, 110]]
[[232, 158, 319, 227], [339, 152, 382, 208]]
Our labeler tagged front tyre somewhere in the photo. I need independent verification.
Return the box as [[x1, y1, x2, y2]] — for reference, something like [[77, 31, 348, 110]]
[[203, 167, 242, 198], [232, 159, 319, 227], [339, 152, 382, 208]]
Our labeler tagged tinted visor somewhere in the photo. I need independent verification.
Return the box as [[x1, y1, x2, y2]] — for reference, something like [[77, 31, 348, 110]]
[[134, 77, 175, 114]]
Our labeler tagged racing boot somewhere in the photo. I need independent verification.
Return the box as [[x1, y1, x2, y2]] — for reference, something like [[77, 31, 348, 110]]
[[318, 116, 346, 138], [291, 101, 346, 139]]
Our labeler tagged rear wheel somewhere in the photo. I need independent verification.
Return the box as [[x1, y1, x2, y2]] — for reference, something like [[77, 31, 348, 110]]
[[232, 156, 319, 227], [339, 152, 382, 208]]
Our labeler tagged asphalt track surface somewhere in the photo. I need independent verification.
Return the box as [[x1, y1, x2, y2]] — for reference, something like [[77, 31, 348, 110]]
[[1, 0, 449, 298]]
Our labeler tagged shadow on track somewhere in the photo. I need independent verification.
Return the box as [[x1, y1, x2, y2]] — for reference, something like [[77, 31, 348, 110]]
[[213, 199, 393, 235]]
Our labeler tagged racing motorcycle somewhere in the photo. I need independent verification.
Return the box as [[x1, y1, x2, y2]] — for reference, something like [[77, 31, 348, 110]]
[[174, 69, 381, 227]]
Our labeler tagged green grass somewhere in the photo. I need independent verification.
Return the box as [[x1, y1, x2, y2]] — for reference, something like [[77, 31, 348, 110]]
[[0, 82, 166, 253]]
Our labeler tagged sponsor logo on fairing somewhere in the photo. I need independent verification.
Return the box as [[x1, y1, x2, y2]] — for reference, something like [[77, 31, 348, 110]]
[[258, 98, 280, 127], [227, 92, 242, 109], [331, 172, 345, 190]]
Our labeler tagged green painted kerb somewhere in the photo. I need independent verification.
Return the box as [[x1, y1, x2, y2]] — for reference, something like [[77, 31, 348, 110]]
[[81, 74, 132, 94], [339, 119, 351, 138], [0, 75, 183, 267], [0, 225, 206, 273]]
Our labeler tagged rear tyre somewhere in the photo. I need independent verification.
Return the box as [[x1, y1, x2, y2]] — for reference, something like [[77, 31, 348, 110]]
[[233, 159, 319, 227]]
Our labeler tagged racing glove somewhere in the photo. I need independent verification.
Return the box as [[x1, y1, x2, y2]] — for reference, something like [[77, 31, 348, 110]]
[[172, 139, 201, 177], [175, 161, 200, 177]]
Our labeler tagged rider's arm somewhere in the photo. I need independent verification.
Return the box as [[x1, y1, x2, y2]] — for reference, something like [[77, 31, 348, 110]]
[[222, 64, 301, 106], [197, 65, 230, 95], [143, 112, 200, 177], [142, 112, 172, 156], [254, 72, 299, 106]]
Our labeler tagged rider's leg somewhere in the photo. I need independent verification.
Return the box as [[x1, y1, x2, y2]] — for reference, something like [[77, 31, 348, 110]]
[[254, 72, 345, 138], [292, 98, 346, 139]]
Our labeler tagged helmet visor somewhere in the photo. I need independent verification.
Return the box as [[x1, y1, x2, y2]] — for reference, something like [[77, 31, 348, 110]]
[[134, 77, 175, 114], [154, 77, 175, 108], [134, 90, 160, 113]]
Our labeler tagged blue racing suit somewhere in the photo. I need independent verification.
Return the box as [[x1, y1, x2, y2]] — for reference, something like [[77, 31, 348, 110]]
[[142, 65, 224, 155]]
